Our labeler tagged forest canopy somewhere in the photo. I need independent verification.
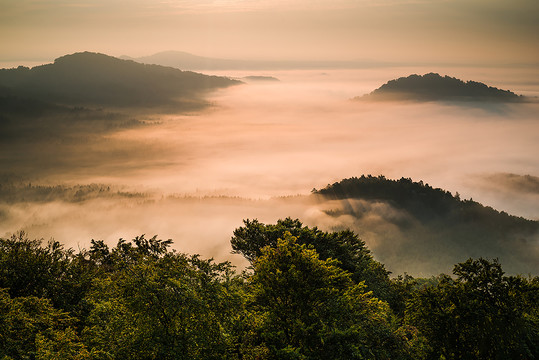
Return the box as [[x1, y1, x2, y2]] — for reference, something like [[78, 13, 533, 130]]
[[1, 222, 538, 359]]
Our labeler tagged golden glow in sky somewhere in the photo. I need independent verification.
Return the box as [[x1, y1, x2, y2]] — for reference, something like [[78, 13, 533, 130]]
[[1, 0, 538, 64]]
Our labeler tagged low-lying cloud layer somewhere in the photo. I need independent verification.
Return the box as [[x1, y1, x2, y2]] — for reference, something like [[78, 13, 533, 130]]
[[479, 173, 539, 195], [1, 67, 538, 276]]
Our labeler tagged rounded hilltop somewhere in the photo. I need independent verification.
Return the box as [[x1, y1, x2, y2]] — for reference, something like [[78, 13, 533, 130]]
[[358, 73, 524, 102]]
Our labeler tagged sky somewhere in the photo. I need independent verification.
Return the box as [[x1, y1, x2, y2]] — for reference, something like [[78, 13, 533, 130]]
[[1, 0, 538, 65]]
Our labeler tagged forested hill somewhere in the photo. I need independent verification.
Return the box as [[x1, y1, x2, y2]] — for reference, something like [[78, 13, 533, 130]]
[[315, 175, 537, 230], [358, 73, 524, 102], [314, 175, 539, 275], [0, 52, 241, 108]]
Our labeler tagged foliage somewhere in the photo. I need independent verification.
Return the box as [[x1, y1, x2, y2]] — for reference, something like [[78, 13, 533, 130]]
[[0, 288, 86, 360], [247, 232, 409, 359], [35, 327, 96, 360], [406, 258, 539, 359], [0, 228, 537, 359], [82, 240, 243, 360], [0, 232, 88, 313], [231, 218, 394, 302]]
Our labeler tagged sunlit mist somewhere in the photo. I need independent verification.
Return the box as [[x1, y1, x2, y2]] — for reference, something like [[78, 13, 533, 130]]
[[2, 66, 538, 275]]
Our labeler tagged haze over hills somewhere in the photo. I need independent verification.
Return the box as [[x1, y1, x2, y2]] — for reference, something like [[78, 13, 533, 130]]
[[1, 173, 538, 276], [241, 76, 280, 82], [0, 51, 242, 149], [122, 50, 395, 71], [314, 175, 539, 275], [121, 51, 249, 71], [0, 52, 240, 109], [1, 52, 538, 277], [358, 73, 525, 102], [0, 52, 242, 178], [2, 0, 538, 355]]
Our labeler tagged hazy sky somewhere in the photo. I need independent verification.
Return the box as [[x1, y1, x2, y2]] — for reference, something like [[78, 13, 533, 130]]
[[1, 0, 538, 65]]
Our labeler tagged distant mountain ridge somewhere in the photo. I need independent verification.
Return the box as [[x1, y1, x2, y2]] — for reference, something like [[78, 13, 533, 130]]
[[314, 175, 539, 275], [0, 52, 241, 108], [121, 51, 246, 71], [122, 50, 395, 71], [358, 73, 524, 102]]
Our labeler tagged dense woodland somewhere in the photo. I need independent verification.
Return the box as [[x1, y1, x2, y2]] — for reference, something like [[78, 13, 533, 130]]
[[1, 218, 537, 359]]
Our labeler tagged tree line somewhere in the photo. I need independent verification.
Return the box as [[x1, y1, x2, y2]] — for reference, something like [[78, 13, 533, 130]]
[[1, 218, 537, 359]]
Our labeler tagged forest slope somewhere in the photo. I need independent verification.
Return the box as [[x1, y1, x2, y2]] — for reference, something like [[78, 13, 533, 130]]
[[314, 175, 539, 275]]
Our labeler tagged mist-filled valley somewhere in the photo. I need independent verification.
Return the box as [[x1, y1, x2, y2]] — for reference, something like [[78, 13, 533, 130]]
[[1, 56, 539, 277], [3, 0, 539, 357]]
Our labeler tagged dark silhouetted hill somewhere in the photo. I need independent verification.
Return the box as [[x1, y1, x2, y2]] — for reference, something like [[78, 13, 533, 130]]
[[0, 52, 242, 169], [0, 52, 241, 108], [314, 175, 539, 275], [358, 73, 524, 102]]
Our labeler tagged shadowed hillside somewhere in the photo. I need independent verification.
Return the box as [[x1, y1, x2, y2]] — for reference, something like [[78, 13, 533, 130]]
[[358, 73, 524, 102], [0, 52, 241, 108], [0, 52, 242, 176], [314, 175, 539, 275]]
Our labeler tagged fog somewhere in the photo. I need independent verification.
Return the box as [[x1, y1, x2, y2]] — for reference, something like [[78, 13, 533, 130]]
[[2, 67, 538, 275]]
